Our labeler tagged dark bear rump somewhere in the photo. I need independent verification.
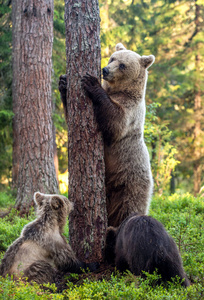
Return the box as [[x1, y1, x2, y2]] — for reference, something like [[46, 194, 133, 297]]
[[107, 214, 190, 287]]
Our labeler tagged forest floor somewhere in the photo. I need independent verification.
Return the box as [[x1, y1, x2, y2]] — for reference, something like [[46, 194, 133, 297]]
[[56, 264, 115, 292], [0, 192, 203, 299]]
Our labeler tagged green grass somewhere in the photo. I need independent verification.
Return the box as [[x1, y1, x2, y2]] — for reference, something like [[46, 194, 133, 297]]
[[0, 190, 15, 210], [0, 192, 203, 299], [150, 193, 204, 283]]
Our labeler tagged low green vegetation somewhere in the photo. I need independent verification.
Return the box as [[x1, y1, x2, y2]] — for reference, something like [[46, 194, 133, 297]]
[[0, 192, 203, 299]]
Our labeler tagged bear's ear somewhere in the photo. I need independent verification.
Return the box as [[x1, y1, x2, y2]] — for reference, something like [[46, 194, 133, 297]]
[[141, 55, 155, 69], [34, 192, 45, 207], [116, 43, 126, 51], [51, 196, 64, 210], [61, 196, 74, 213]]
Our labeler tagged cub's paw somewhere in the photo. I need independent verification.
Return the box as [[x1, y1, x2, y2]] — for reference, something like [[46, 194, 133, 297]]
[[59, 75, 67, 99], [85, 262, 100, 272]]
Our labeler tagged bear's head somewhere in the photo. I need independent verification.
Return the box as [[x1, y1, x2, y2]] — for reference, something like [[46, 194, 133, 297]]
[[102, 43, 155, 94], [34, 192, 74, 228]]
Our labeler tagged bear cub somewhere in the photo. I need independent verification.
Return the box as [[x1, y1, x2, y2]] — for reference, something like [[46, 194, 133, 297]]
[[81, 43, 154, 227], [0, 192, 98, 284], [104, 213, 190, 287]]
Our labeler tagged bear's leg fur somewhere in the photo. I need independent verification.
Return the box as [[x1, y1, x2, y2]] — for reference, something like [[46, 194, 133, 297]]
[[104, 227, 117, 265], [149, 247, 190, 287], [115, 255, 129, 273], [24, 260, 59, 284], [107, 187, 149, 227]]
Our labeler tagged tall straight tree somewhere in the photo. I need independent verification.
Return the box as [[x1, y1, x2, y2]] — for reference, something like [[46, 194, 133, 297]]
[[64, 0, 107, 262], [12, 0, 58, 212]]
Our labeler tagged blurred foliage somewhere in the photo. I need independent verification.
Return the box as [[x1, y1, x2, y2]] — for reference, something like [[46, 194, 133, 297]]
[[145, 102, 180, 194], [0, 0, 12, 189], [52, 0, 68, 176]]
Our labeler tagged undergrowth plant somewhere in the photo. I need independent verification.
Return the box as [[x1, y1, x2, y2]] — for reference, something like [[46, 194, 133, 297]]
[[0, 192, 203, 299]]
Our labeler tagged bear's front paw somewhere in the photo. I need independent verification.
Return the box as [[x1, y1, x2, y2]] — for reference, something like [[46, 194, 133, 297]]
[[81, 73, 101, 100], [59, 75, 67, 98]]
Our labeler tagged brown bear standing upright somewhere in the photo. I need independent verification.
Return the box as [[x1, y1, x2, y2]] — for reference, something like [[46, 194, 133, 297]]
[[0, 192, 98, 284], [81, 43, 154, 226]]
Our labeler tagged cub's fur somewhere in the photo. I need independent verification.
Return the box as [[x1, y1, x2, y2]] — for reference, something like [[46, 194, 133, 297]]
[[104, 213, 190, 287], [81, 43, 153, 226], [0, 192, 98, 284]]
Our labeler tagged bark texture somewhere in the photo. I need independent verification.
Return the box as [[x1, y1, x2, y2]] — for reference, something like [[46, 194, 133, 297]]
[[64, 0, 107, 262], [12, 0, 58, 212]]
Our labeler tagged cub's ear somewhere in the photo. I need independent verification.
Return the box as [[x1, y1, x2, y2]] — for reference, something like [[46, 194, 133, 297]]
[[141, 55, 155, 69], [51, 196, 64, 210], [34, 192, 45, 207], [116, 43, 126, 51], [61, 196, 74, 213]]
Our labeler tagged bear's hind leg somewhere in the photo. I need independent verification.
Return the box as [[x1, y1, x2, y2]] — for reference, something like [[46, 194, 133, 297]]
[[115, 255, 129, 273], [153, 249, 190, 287], [159, 255, 190, 287], [24, 260, 59, 284]]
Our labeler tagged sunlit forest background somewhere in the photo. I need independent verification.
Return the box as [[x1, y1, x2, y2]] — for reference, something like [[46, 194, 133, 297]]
[[0, 0, 204, 196], [0, 1, 204, 298]]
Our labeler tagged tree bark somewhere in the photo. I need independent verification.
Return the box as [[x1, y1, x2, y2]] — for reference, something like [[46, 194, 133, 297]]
[[12, 0, 58, 212], [64, 0, 107, 262]]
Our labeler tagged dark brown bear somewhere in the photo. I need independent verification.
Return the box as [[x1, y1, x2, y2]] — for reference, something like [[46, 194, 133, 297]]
[[104, 213, 190, 287], [0, 192, 98, 284]]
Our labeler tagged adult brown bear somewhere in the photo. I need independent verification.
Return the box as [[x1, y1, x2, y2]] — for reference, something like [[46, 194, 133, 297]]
[[59, 43, 154, 227]]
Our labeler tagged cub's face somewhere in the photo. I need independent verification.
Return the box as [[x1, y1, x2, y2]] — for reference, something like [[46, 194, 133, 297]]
[[34, 192, 74, 218], [102, 43, 155, 90]]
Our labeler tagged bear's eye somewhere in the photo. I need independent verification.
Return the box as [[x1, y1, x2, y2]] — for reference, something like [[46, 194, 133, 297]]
[[109, 57, 115, 64], [119, 63, 126, 70]]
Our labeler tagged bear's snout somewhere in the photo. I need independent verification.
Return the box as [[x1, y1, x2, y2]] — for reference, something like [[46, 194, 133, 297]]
[[103, 67, 109, 78]]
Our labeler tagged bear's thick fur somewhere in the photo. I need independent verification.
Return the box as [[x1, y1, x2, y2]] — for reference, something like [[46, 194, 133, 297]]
[[81, 43, 154, 226], [104, 213, 190, 287], [0, 192, 98, 284]]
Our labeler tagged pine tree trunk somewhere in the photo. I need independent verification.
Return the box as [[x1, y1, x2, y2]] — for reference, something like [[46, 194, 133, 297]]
[[12, 0, 58, 212], [64, 0, 107, 262]]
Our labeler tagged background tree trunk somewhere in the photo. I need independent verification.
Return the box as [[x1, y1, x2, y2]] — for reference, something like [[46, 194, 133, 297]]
[[12, 0, 21, 190], [64, 0, 107, 262], [12, 0, 58, 212]]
